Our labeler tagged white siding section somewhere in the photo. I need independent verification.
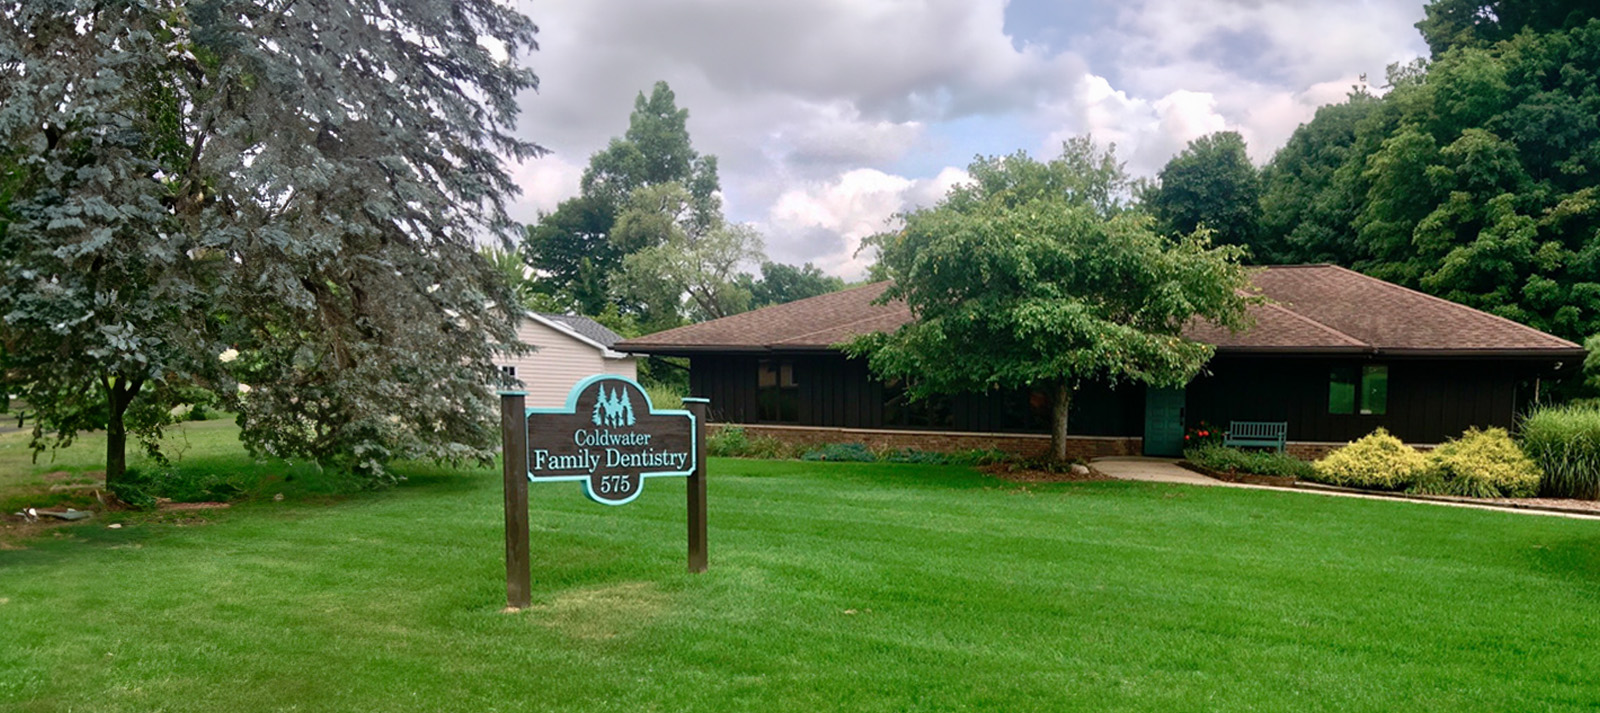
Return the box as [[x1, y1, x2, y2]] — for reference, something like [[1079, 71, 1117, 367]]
[[493, 317, 638, 407]]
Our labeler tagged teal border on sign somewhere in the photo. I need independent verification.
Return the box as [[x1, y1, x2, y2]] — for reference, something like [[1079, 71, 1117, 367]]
[[525, 374, 697, 506]]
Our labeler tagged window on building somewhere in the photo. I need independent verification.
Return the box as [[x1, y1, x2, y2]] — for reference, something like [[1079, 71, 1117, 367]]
[[499, 365, 517, 378], [1330, 365, 1387, 415], [999, 387, 1052, 432], [881, 379, 955, 429], [758, 359, 799, 422]]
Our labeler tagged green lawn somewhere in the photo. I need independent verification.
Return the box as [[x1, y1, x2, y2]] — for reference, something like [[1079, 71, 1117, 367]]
[[2, 424, 1599, 711]]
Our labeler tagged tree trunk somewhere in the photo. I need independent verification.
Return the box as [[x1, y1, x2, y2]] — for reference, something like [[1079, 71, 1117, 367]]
[[103, 377, 143, 487], [1050, 381, 1072, 462]]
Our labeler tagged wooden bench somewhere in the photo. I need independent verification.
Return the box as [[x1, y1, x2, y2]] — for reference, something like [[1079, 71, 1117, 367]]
[[1223, 421, 1287, 452]]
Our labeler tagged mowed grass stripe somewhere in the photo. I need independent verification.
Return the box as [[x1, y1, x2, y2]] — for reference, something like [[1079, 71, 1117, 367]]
[[2, 436, 1600, 711]]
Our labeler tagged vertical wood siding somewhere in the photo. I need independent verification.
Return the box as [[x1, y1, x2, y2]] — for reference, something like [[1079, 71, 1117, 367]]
[[691, 353, 1143, 436], [692, 352, 1546, 444], [1186, 356, 1536, 443]]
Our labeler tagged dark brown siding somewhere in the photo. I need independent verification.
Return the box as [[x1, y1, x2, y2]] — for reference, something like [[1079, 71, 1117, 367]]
[[689, 354, 759, 424], [1186, 356, 1539, 443], [690, 353, 1143, 437]]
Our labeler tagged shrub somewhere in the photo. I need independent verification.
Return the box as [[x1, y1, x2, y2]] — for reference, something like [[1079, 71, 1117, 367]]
[[109, 466, 249, 510], [1414, 427, 1541, 498], [745, 435, 798, 460], [1184, 445, 1314, 479], [878, 448, 944, 464], [707, 426, 798, 460], [1311, 428, 1428, 491], [1520, 405, 1600, 499], [1183, 421, 1225, 449], [875, 448, 1011, 466], [707, 426, 750, 457], [801, 443, 877, 462]]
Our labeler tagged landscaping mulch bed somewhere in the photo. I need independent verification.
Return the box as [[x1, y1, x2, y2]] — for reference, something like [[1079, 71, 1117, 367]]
[[980, 463, 1114, 484], [158, 501, 231, 512], [1177, 461, 1299, 487], [1485, 496, 1600, 513], [1178, 460, 1600, 517]]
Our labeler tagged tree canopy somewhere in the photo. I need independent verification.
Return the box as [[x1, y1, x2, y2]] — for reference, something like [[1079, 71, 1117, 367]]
[[743, 262, 846, 309], [1255, 10, 1600, 341], [1144, 131, 1263, 257], [0, 0, 541, 484], [850, 142, 1254, 460], [523, 81, 728, 322], [1417, 0, 1598, 57], [521, 80, 847, 330]]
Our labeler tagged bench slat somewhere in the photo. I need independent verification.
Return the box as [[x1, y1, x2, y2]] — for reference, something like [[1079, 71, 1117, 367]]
[[1222, 421, 1287, 452]]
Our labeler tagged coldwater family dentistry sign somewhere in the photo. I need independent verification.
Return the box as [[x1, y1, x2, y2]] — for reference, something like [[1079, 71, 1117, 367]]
[[498, 375, 709, 609], [529, 377, 695, 503]]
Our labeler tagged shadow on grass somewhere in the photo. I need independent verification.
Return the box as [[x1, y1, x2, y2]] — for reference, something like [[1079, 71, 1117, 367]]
[[712, 457, 1150, 500], [1522, 533, 1600, 585], [0, 466, 479, 564]]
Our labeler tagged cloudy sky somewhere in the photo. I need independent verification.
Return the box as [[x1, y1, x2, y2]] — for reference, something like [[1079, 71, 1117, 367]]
[[504, 0, 1431, 279]]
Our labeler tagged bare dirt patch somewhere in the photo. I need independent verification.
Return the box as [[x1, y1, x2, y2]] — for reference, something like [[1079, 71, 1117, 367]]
[[0, 514, 71, 549], [37, 470, 104, 484], [532, 581, 667, 641], [157, 501, 231, 512]]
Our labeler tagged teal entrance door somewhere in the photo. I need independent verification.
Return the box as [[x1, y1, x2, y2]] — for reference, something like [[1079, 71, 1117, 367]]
[[1143, 387, 1186, 457]]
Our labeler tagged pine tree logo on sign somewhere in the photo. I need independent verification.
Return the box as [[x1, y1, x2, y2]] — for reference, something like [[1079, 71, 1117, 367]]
[[591, 385, 636, 428]]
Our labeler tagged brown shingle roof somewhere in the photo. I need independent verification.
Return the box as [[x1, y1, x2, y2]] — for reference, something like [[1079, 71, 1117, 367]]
[[617, 265, 1583, 358], [623, 281, 909, 352]]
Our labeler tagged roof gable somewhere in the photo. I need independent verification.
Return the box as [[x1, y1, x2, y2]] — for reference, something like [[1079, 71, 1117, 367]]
[[538, 312, 625, 348], [523, 312, 631, 358]]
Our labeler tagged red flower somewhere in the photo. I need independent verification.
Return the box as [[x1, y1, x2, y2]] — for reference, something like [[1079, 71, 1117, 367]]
[[1199, 430, 1209, 437]]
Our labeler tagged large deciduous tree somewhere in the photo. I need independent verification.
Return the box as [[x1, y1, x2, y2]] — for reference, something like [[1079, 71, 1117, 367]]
[[743, 261, 846, 308], [1144, 132, 1263, 258], [523, 81, 723, 318], [1258, 8, 1600, 341], [849, 142, 1254, 461], [1417, 0, 1597, 57], [613, 184, 764, 327], [0, 0, 541, 485]]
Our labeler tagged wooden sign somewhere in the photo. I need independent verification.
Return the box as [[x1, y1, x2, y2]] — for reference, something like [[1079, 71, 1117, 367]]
[[498, 376, 709, 610], [526, 376, 694, 505]]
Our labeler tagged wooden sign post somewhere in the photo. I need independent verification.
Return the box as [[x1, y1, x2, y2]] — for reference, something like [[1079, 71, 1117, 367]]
[[499, 376, 708, 610], [498, 391, 532, 610], [682, 397, 709, 573]]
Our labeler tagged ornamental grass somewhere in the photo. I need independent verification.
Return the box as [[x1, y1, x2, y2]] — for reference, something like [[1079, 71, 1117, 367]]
[[1519, 405, 1600, 500]]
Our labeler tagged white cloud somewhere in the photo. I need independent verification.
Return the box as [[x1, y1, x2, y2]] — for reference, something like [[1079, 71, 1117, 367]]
[[760, 167, 970, 279], [503, 153, 584, 226], [502, 0, 1429, 272]]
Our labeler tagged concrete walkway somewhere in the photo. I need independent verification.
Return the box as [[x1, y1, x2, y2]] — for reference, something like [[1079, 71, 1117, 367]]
[[1091, 456, 1600, 520], [1091, 457, 1218, 486]]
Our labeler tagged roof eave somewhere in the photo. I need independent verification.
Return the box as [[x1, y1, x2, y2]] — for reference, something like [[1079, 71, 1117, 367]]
[[1371, 347, 1586, 360], [615, 343, 847, 356]]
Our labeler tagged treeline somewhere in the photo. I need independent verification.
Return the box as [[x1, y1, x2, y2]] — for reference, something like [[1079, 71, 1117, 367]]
[[514, 82, 844, 337], [1144, 0, 1600, 342]]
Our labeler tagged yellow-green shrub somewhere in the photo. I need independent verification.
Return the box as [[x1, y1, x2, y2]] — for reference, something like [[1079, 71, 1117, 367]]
[[1417, 427, 1541, 498], [1312, 428, 1428, 490]]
